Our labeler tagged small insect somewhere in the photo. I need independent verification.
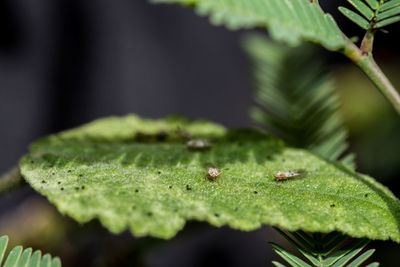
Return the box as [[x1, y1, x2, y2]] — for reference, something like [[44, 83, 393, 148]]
[[187, 139, 211, 150], [274, 171, 303, 181], [206, 167, 222, 181]]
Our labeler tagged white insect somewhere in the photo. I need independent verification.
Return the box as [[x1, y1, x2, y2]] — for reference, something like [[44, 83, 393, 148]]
[[275, 171, 302, 181], [186, 139, 211, 150]]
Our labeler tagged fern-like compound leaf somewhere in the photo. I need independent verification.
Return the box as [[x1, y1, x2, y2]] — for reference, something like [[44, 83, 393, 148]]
[[340, 0, 400, 29], [270, 243, 312, 267], [150, 0, 348, 51], [243, 34, 353, 166], [271, 231, 379, 267], [0, 236, 61, 267]]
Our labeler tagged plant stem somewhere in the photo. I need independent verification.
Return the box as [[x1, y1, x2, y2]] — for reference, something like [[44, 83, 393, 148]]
[[343, 42, 400, 116], [0, 167, 24, 195]]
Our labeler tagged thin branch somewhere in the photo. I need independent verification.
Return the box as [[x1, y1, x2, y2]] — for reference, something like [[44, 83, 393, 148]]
[[342, 41, 400, 116], [0, 166, 24, 195]]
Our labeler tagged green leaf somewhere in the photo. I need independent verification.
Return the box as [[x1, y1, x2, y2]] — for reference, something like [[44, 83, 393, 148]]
[[381, 0, 400, 12], [375, 15, 400, 27], [330, 240, 369, 267], [0, 235, 61, 267], [243, 34, 353, 166], [338, 7, 370, 29], [347, 0, 375, 19], [270, 243, 312, 267], [0, 236, 8, 266], [365, 0, 379, 10], [3, 246, 23, 267], [346, 249, 375, 267], [28, 251, 41, 267], [150, 0, 348, 51], [19, 115, 400, 241], [376, 6, 400, 20], [272, 261, 287, 267], [324, 239, 370, 266]]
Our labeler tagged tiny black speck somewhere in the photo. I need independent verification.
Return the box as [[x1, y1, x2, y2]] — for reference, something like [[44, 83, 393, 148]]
[[79, 174, 83, 177], [81, 186, 85, 190], [75, 187, 79, 190], [135, 189, 139, 193], [330, 204, 335, 208], [60, 187, 64, 191], [41, 180, 46, 183], [30, 160, 34, 164], [67, 170, 72, 173], [365, 193, 369, 197], [158, 171, 161, 174], [186, 185, 192, 191], [147, 212, 153, 217], [254, 191, 258, 194], [168, 185, 173, 189], [52, 173, 55, 175], [214, 213, 220, 217], [57, 181, 61, 184]]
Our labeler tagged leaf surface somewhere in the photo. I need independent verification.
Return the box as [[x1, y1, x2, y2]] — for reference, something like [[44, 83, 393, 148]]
[[150, 0, 348, 51], [20, 115, 400, 241]]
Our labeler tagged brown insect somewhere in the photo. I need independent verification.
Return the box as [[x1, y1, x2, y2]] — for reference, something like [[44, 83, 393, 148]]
[[187, 139, 211, 150], [274, 171, 303, 181], [206, 167, 222, 181]]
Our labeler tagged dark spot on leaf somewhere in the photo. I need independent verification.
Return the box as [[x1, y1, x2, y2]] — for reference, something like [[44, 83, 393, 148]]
[[135, 189, 139, 193], [186, 185, 192, 191], [81, 186, 85, 190], [168, 185, 173, 189], [254, 191, 258, 194], [266, 156, 272, 160], [79, 174, 83, 177], [41, 180, 46, 184], [30, 160, 34, 164], [158, 171, 161, 174], [67, 170, 72, 173], [52, 173, 55, 176], [60, 187, 64, 191], [147, 212, 153, 217], [330, 204, 335, 208], [365, 193, 369, 197], [214, 213, 220, 217], [57, 181, 61, 185], [75, 187, 79, 190]]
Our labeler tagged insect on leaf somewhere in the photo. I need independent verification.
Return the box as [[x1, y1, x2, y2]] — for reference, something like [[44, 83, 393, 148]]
[[19, 115, 400, 241]]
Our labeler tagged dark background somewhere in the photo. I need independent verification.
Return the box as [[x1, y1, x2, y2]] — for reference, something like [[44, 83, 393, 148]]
[[0, 0, 399, 266]]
